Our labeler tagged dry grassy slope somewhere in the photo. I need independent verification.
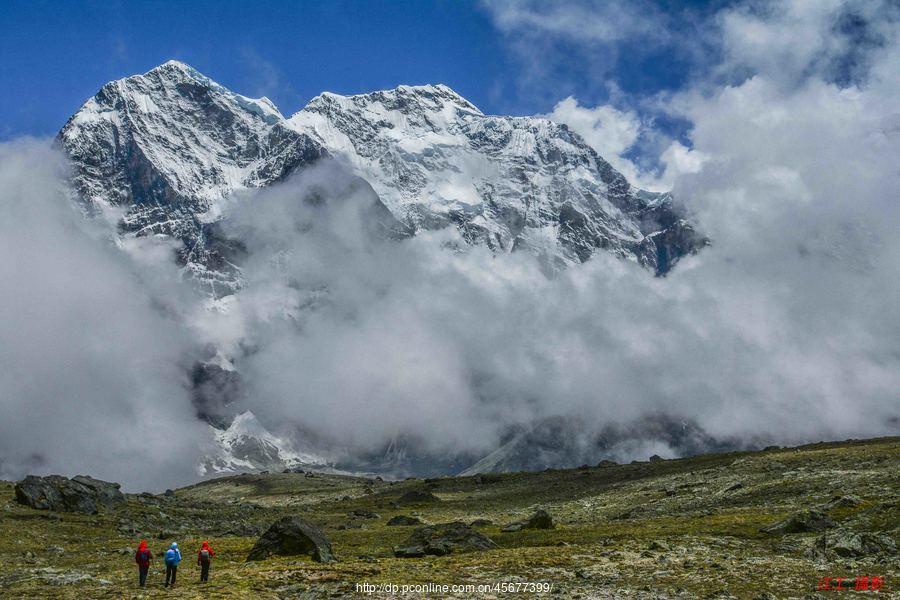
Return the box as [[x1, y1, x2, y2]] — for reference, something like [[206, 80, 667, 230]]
[[0, 438, 897, 599]]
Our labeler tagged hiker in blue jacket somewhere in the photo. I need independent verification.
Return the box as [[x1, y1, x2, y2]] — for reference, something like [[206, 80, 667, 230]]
[[164, 542, 182, 587]]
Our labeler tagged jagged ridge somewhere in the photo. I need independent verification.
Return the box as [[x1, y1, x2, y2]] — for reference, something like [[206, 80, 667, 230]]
[[60, 61, 702, 297]]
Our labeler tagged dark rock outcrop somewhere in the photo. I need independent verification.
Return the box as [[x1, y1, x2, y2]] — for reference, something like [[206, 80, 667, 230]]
[[247, 516, 334, 562], [14, 475, 125, 514], [397, 490, 441, 504], [761, 510, 836, 534], [70, 476, 126, 509], [394, 522, 497, 558], [387, 515, 423, 526], [474, 474, 502, 485], [501, 509, 555, 532]]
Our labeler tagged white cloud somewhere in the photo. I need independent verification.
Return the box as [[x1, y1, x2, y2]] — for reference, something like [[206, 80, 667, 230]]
[[0, 140, 212, 491], [543, 96, 709, 191], [486, 0, 665, 44], [1, 1, 898, 487]]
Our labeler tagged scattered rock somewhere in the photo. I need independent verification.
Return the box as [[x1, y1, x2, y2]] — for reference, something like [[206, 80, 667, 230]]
[[597, 460, 617, 468], [397, 490, 441, 504], [723, 481, 744, 492], [247, 516, 335, 563], [469, 518, 493, 527], [809, 530, 897, 558], [136, 492, 159, 506], [387, 515, 422, 526], [649, 454, 663, 462], [501, 509, 554, 532], [821, 495, 861, 510], [348, 510, 380, 519], [394, 522, 497, 557], [163, 489, 175, 497], [33, 567, 97, 586], [14, 475, 123, 514], [761, 510, 836, 534]]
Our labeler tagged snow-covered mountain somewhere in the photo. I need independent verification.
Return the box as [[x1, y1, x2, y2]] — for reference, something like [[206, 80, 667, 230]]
[[58, 61, 706, 475], [289, 84, 700, 273], [60, 61, 701, 293], [198, 411, 331, 475], [59, 60, 332, 294]]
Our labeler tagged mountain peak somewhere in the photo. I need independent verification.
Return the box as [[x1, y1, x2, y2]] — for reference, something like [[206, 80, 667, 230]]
[[393, 83, 482, 113], [135, 59, 209, 86], [152, 58, 199, 74], [301, 82, 482, 118]]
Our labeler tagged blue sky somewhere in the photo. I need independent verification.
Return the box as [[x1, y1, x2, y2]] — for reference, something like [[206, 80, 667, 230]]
[[0, 0, 722, 140]]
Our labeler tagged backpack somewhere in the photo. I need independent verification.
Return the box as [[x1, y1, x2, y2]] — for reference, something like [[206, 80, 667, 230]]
[[165, 549, 176, 564], [137, 550, 150, 563], [200, 549, 210, 562]]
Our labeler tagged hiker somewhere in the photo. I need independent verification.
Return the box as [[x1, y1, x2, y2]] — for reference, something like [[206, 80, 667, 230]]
[[197, 540, 215, 582], [164, 542, 182, 587], [134, 540, 152, 587]]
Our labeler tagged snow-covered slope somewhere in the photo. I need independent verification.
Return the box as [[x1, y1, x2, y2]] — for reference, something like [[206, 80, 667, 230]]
[[60, 61, 701, 294], [198, 411, 333, 475], [59, 60, 330, 294], [288, 84, 701, 272]]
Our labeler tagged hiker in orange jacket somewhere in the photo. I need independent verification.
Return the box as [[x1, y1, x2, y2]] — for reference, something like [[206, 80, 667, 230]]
[[134, 540, 152, 587], [197, 540, 215, 582]]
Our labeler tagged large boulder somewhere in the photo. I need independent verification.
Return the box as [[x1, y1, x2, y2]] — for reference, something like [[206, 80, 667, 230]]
[[501, 509, 555, 532], [70, 476, 125, 509], [761, 510, 836, 534], [394, 522, 497, 558], [247, 516, 335, 563], [14, 475, 125, 514]]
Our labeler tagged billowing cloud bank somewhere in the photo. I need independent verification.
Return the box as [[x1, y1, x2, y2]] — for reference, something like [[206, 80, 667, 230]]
[[0, 1, 897, 488], [0, 141, 211, 491]]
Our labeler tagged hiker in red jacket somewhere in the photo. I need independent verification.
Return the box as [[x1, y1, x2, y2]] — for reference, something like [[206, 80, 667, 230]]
[[197, 540, 215, 582], [134, 540, 152, 587]]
